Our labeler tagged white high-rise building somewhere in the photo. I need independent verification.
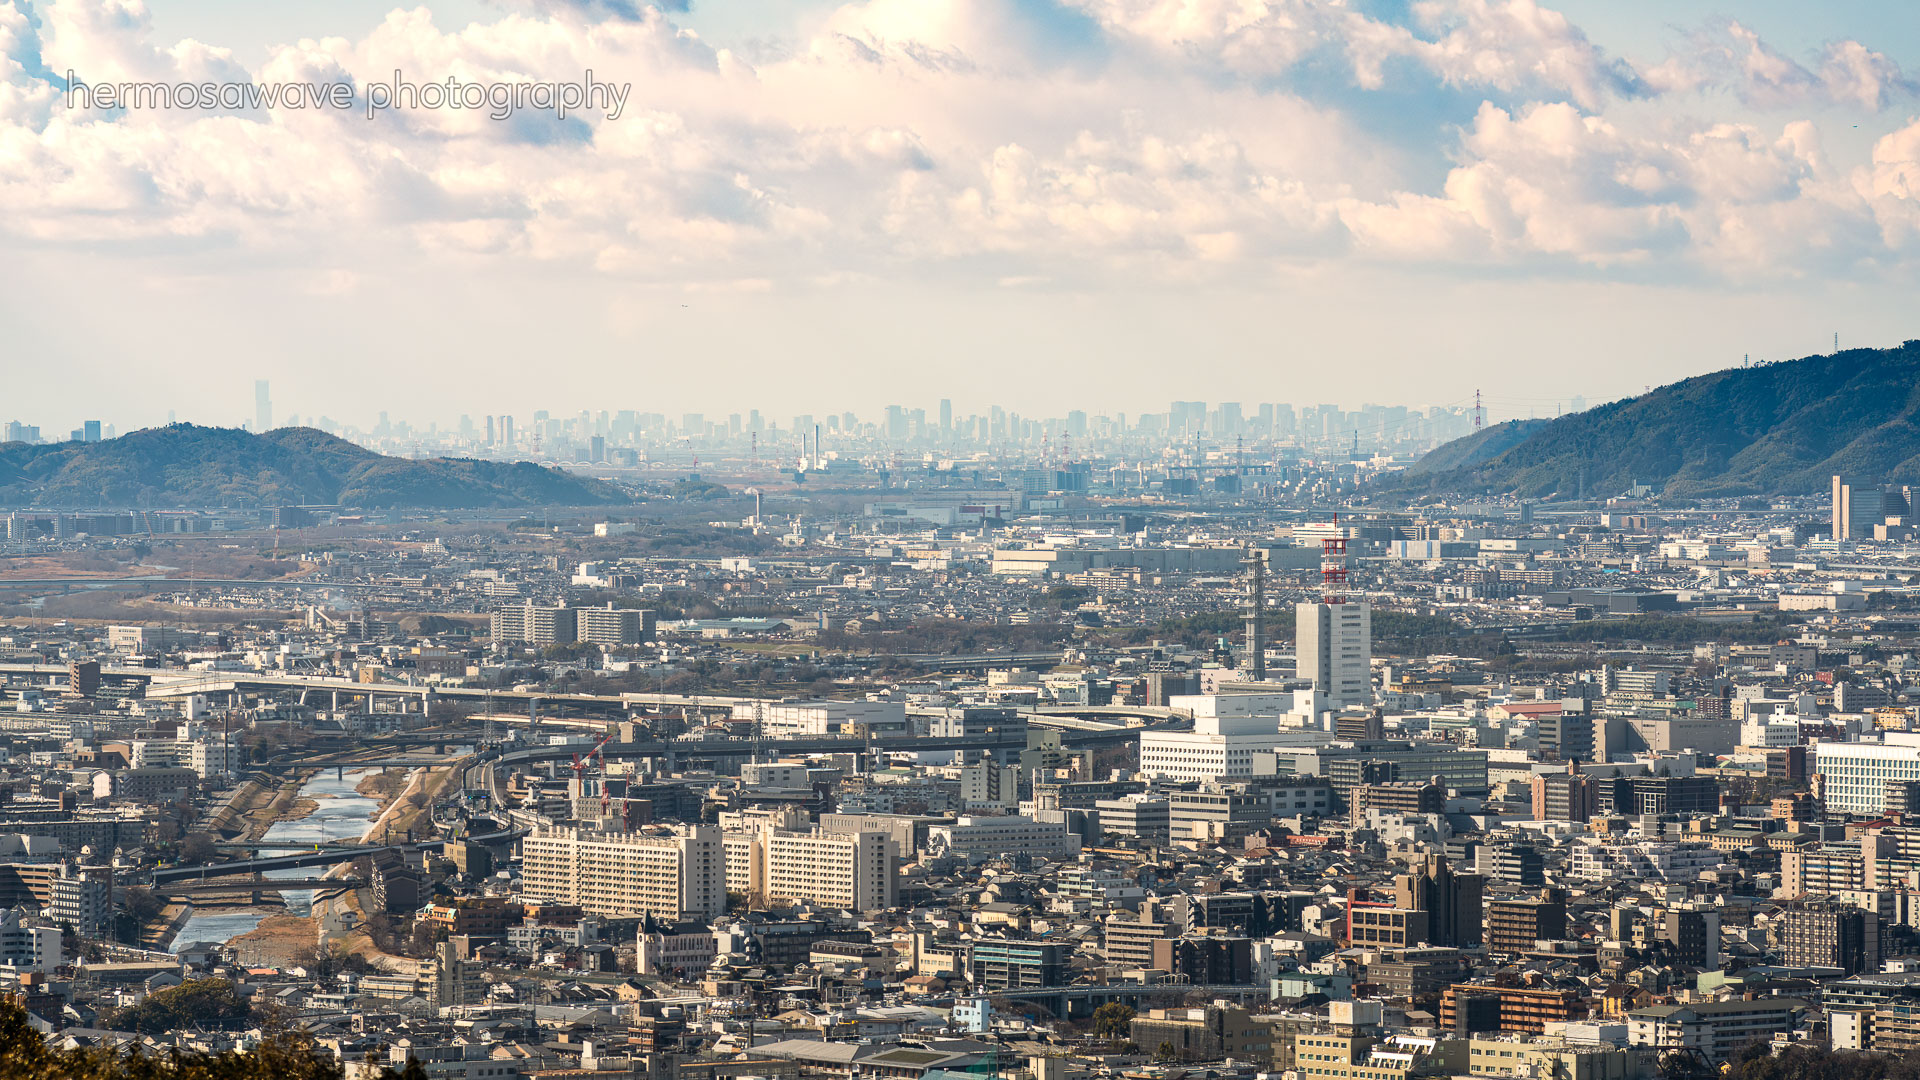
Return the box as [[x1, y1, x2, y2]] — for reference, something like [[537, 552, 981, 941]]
[[521, 825, 725, 919], [1297, 601, 1372, 709], [1813, 735, 1920, 815], [1139, 713, 1283, 782], [187, 735, 238, 780], [0, 908, 61, 973], [723, 827, 897, 912]]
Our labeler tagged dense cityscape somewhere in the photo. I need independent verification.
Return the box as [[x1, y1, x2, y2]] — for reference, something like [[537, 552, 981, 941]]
[[7, 0, 1920, 1077], [3, 377, 1920, 1080]]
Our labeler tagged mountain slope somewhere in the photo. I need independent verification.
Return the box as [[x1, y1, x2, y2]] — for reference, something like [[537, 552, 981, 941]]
[[1404, 418, 1549, 476], [1379, 340, 1920, 499], [0, 425, 632, 508]]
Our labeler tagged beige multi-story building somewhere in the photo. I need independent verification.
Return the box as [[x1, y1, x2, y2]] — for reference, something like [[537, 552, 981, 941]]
[[723, 827, 896, 912], [577, 603, 655, 646], [490, 603, 577, 646], [520, 824, 724, 919]]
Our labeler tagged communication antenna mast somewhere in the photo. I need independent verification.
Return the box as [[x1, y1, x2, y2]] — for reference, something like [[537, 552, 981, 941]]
[[1321, 512, 1348, 604], [1241, 545, 1266, 680], [1473, 390, 1484, 432]]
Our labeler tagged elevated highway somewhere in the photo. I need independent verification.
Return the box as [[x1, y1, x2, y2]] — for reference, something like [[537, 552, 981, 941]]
[[153, 828, 524, 885], [151, 877, 362, 897]]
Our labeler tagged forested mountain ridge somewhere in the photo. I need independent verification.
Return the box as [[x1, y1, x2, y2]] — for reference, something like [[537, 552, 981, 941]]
[[0, 425, 631, 508]]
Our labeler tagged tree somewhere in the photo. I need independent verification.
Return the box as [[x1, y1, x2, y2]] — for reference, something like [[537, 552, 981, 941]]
[[1155, 1042, 1178, 1063], [179, 833, 221, 864], [1093, 1003, 1136, 1040], [0, 990, 447, 1078], [102, 978, 251, 1034]]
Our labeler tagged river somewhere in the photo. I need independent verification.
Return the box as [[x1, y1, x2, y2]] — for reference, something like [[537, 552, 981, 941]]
[[168, 767, 395, 950]]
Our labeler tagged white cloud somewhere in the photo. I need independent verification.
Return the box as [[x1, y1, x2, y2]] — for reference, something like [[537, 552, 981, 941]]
[[0, 0, 1914, 291]]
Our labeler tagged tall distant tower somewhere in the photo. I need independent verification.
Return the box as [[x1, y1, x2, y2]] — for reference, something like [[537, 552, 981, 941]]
[[254, 380, 273, 432], [1241, 546, 1266, 680], [1297, 600, 1372, 710], [1833, 475, 1885, 541]]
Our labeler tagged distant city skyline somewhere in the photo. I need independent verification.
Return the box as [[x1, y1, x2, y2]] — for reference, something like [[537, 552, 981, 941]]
[[8, 388, 1592, 451]]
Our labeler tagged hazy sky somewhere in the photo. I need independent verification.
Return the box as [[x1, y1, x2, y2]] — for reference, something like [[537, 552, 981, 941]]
[[3, 0, 1919, 434]]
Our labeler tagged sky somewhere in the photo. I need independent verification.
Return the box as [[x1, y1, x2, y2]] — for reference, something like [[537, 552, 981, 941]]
[[2, 0, 1919, 434]]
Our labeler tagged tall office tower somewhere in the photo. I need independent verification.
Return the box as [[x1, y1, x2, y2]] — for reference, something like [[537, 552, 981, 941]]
[[1394, 854, 1484, 947], [485, 416, 495, 446], [1833, 475, 1887, 540], [254, 379, 272, 432], [83, 420, 101, 443], [500, 415, 515, 447], [1782, 899, 1878, 975], [1170, 400, 1206, 433], [1296, 600, 1372, 709], [939, 398, 953, 435], [1531, 762, 1598, 820], [886, 405, 906, 440]]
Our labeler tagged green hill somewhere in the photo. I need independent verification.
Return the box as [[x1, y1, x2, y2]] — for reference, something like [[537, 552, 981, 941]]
[[1403, 418, 1549, 476], [1379, 339, 1920, 499], [0, 424, 632, 509]]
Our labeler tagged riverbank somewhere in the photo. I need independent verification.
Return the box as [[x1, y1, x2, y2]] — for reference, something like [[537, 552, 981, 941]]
[[354, 769, 410, 803], [360, 760, 466, 845], [229, 913, 320, 966], [212, 771, 322, 842]]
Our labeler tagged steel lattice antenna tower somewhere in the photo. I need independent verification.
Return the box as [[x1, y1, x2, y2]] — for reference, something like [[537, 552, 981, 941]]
[[1242, 545, 1266, 680]]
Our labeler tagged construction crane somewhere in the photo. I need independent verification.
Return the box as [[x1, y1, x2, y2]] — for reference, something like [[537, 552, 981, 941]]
[[571, 732, 616, 817]]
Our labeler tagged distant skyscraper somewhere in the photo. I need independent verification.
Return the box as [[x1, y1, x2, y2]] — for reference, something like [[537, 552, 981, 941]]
[[83, 420, 101, 443], [939, 398, 953, 435], [255, 380, 273, 432], [1832, 475, 1886, 540], [1296, 600, 1371, 710]]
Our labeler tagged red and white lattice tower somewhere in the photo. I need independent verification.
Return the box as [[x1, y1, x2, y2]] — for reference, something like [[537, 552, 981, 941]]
[[1320, 507, 1351, 599], [1321, 512, 1349, 604], [1473, 389, 1484, 432]]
